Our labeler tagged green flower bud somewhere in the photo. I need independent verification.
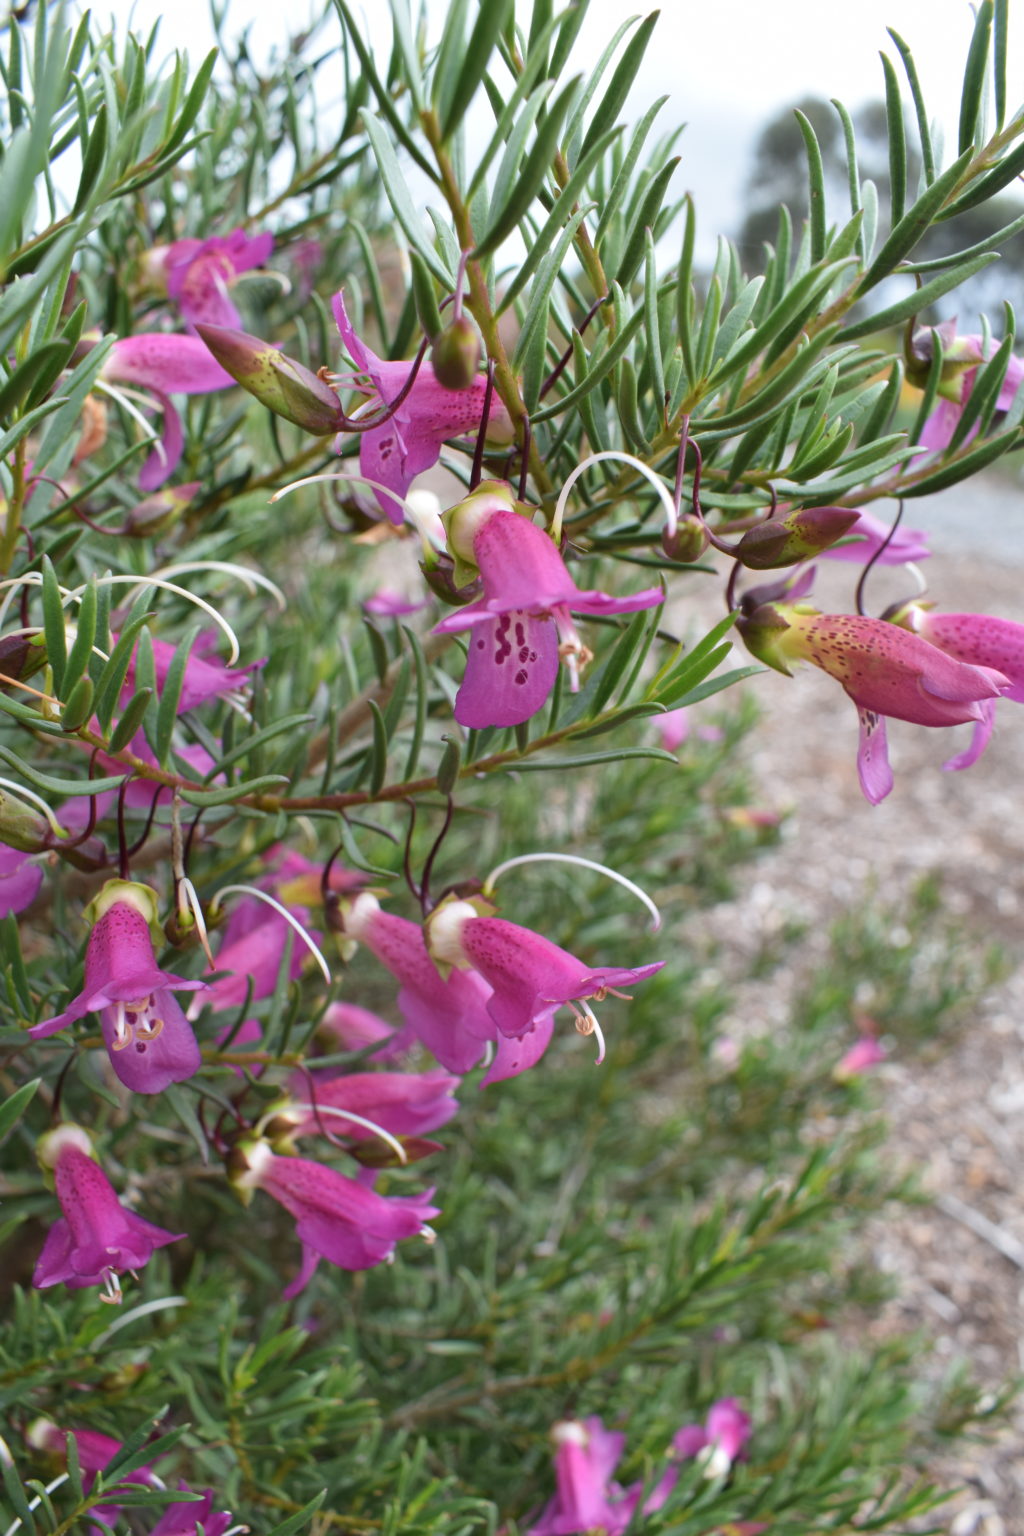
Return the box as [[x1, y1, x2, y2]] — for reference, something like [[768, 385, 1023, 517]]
[[430, 316, 481, 391], [196, 323, 344, 434]]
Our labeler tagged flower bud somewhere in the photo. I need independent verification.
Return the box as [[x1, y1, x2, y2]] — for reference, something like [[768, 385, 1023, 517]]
[[429, 316, 481, 390], [733, 507, 860, 569], [195, 323, 344, 434], [124, 481, 199, 538], [661, 513, 709, 562], [0, 790, 55, 852]]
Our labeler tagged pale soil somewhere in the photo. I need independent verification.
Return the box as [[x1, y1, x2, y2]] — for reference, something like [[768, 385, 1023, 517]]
[[673, 472, 1024, 1534]]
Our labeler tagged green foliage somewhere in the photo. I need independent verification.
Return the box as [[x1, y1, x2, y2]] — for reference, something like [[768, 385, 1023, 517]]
[[0, 1, 1019, 1532]]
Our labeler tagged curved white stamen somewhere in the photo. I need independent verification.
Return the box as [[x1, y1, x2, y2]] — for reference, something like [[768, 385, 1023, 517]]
[[904, 560, 928, 595], [148, 560, 286, 612], [209, 884, 332, 984], [95, 379, 163, 460], [180, 877, 214, 967], [0, 628, 110, 665], [61, 575, 241, 665], [2, 1474, 69, 1536], [111, 1000, 130, 1048], [420, 1223, 437, 1244], [270, 472, 443, 545], [0, 572, 54, 633], [574, 1004, 606, 1065], [0, 778, 68, 838], [480, 1040, 495, 1069], [552, 450, 678, 544], [483, 852, 661, 932], [258, 1101, 407, 1164], [93, 1294, 187, 1347]]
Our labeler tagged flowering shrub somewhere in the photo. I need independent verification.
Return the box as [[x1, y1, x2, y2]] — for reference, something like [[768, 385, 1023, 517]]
[[0, 2, 1019, 1532]]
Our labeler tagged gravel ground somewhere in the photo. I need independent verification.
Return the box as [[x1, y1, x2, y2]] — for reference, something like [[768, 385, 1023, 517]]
[[677, 473, 1024, 1532]]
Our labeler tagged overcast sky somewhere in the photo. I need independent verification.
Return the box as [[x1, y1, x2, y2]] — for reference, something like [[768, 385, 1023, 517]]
[[101, 0, 1022, 250]]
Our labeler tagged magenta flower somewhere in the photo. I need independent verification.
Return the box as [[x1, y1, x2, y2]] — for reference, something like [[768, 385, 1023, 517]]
[[834, 1035, 887, 1079], [28, 1422, 163, 1531], [912, 322, 1024, 450], [674, 1398, 752, 1474], [232, 1139, 439, 1296], [123, 630, 261, 713], [527, 1418, 635, 1536], [737, 602, 1011, 804], [156, 227, 274, 331], [149, 1483, 233, 1536], [894, 604, 1024, 770], [202, 900, 316, 1015], [313, 1000, 400, 1057], [284, 1069, 460, 1141], [32, 1125, 183, 1299], [426, 897, 664, 1044], [819, 508, 930, 565], [341, 893, 496, 1073], [332, 292, 514, 523], [362, 586, 429, 617], [434, 487, 664, 727], [29, 881, 204, 1094], [101, 333, 234, 490]]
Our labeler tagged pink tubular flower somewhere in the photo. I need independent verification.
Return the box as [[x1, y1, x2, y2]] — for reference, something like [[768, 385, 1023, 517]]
[[912, 322, 1024, 451], [895, 603, 1024, 770], [341, 892, 496, 1074], [100, 333, 235, 490], [149, 1483, 233, 1536], [283, 1069, 460, 1141], [675, 1398, 752, 1474], [232, 1139, 439, 1297], [737, 601, 1011, 804], [29, 881, 204, 1094], [332, 292, 514, 523], [313, 1000, 399, 1057], [835, 1035, 887, 1080], [123, 631, 260, 713], [156, 227, 274, 332], [32, 1125, 182, 1300], [426, 897, 664, 1046], [28, 1421, 162, 1531], [434, 485, 664, 727], [819, 508, 931, 565], [527, 1418, 634, 1536]]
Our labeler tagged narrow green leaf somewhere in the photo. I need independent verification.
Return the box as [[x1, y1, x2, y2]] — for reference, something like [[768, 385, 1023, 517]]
[[330, 0, 436, 178], [472, 74, 580, 258], [62, 577, 97, 698], [0, 339, 73, 420], [500, 127, 618, 313], [945, 329, 1014, 453], [901, 206, 1024, 271], [0, 1076, 40, 1142], [436, 734, 461, 795], [959, 0, 993, 154], [594, 94, 667, 248], [0, 745, 127, 796], [856, 147, 974, 291], [842, 251, 999, 339], [794, 109, 826, 264], [60, 674, 95, 732], [440, 0, 515, 140], [361, 112, 452, 285], [40, 555, 67, 695], [163, 48, 217, 154], [430, 0, 472, 125], [365, 698, 388, 795], [530, 295, 644, 422], [516, 745, 677, 771], [73, 99, 108, 214], [881, 52, 907, 227], [675, 194, 696, 383], [577, 11, 658, 163], [108, 688, 154, 753], [903, 426, 1020, 495], [263, 1492, 327, 1536], [859, 360, 904, 444], [387, 0, 426, 114], [409, 249, 443, 341], [1, 911, 32, 1012], [93, 611, 153, 734], [939, 135, 1024, 217], [154, 628, 200, 766], [887, 29, 936, 183], [613, 154, 679, 289], [178, 775, 290, 807], [994, 0, 1008, 129], [511, 204, 593, 371], [643, 232, 666, 414]]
